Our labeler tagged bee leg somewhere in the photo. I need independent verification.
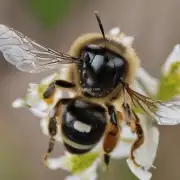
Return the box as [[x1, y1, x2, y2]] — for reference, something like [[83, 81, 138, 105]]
[[103, 105, 121, 170], [43, 117, 57, 166], [103, 154, 111, 171], [43, 80, 76, 104], [130, 111, 144, 167], [43, 98, 72, 166], [121, 88, 144, 166]]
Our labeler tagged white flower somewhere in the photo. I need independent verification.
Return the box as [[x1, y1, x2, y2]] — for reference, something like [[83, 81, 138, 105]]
[[12, 72, 66, 118]]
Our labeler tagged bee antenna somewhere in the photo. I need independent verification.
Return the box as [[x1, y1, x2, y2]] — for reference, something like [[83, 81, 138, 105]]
[[94, 11, 106, 39]]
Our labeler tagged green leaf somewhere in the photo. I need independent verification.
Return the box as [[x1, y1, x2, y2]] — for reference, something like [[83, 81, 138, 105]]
[[71, 152, 100, 174], [29, 0, 73, 28], [157, 62, 180, 101]]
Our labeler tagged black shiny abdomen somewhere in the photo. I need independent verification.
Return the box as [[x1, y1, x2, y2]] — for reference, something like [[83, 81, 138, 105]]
[[78, 44, 128, 98], [61, 99, 107, 154]]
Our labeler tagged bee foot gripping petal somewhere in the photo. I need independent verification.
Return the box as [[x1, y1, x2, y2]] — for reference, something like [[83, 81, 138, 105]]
[[127, 117, 159, 180]]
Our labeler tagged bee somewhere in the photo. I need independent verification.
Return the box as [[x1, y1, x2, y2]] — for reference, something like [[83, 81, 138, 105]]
[[0, 11, 180, 168]]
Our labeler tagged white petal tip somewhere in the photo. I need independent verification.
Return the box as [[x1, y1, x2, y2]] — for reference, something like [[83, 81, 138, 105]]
[[127, 159, 152, 180], [121, 36, 134, 47], [46, 156, 70, 171], [29, 83, 38, 88], [12, 99, 25, 108], [109, 27, 120, 35], [174, 44, 180, 52]]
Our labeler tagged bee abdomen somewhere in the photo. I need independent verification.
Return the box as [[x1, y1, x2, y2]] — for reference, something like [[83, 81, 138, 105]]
[[61, 98, 107, 154]]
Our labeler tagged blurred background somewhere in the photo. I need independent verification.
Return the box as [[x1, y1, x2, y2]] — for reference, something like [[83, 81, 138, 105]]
[[0, 0, 180, 179]]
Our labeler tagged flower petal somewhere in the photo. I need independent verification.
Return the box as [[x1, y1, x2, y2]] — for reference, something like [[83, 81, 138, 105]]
[[28, 83, 38, 89], [133, 125, 159, 169], [28, 100, 48, 111], [121, 123, 137, 140], [121, 36, 134, 47], [131, 115, 159, 169], [134, 67, 159, 97], [111, 141, 132, 158], [112, 124, 136, 158], [109, 27, 120, 36], [29, 108, 47, 118], [126, 158, 152, 180], [47, 155, 71, 171], [12, 98, 25, 108], [162, 44, 180, 75]]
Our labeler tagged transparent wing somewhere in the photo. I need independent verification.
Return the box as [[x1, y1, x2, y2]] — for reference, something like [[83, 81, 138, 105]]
[[0, 24, 81, 73], [125, 86, 180, 125]]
